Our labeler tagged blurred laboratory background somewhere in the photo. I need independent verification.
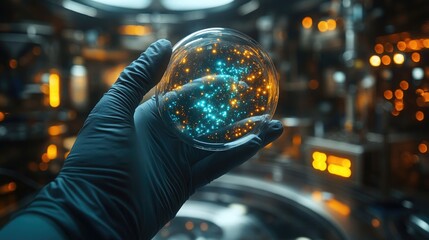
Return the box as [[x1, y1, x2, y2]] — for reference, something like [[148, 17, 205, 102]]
[[0, 0, 428, 239]]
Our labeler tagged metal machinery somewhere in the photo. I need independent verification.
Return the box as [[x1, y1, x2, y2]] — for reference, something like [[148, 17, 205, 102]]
[[0, 20, 77, 219], [1, 0, 428, 239]]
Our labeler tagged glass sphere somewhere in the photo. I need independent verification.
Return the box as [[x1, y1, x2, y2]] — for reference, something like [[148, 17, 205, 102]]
[[156, 28, 279, 151]]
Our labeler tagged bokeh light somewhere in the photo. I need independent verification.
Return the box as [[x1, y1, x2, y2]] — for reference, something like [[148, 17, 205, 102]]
[[374, 44, 384, 54], [381, 55, 391, 65], [400, 80, 409, 90], [318, 21, 328, 32], [309, 79, 319, 90], [412, 68, 424, 80], [395, 89, 404, 99], [423, 39, 429, 48], [302, 17, 313, 29], [418, 142, 428, 153], [384, 43, 394, 52], [408, 40, 419, 50], [369, 55, 381, 67], [326, 19, 336, 31], [156, 28, 278, 150], [9, 59, 17, 69], [393, 53, 404, 64], [397, 41, 406, 51], [411, 52, 421, 62], [383, 90, 393, 100], [416, 111, 424, 121]]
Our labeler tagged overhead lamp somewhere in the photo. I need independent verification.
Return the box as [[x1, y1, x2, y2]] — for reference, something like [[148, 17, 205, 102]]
[[63, 0, 97, 17], [161, 0, 234, 11], [89, 0, 152, 9], [238, 0, 259, 15]]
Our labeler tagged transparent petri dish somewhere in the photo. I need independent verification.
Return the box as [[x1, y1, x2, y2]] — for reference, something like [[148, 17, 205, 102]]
[[156, 28, 279, 151]]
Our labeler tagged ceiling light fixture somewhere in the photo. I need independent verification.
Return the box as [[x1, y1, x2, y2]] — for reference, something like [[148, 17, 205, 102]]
[[89, 0, 152, 9], [161, 0, 234, 11], [63, 0, 97, 17]]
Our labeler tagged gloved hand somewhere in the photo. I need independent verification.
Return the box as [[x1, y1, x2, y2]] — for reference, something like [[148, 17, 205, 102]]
[[0, 39, 283, 239]]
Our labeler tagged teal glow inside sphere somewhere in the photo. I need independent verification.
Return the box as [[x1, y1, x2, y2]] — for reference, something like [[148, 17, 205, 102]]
[[156, 28, 279, 151]]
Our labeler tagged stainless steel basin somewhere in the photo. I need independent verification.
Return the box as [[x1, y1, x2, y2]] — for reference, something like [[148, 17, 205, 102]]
[[154, 174, 347, 240]]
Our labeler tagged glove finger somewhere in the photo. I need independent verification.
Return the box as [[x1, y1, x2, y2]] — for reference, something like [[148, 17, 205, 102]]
[[258, 119, 284, 146], [91, 39, 172, 121], [190, 120, 283, 191]]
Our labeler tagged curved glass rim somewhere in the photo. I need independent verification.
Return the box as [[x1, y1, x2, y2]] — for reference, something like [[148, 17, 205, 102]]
[[156, 27, 279, 151]]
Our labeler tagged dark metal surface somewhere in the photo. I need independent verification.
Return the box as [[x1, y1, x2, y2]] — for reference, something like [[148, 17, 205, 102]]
[[155, 174, 348, 240]]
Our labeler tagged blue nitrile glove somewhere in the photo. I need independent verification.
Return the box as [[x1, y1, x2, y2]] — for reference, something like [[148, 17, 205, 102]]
[[0, 39, 283, 240]]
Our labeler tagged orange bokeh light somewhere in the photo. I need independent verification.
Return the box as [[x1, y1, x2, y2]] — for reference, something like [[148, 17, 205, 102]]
[[408, 40, 419, 50], [384, 90, 393, 100], [419, 143, 428, 153], [374, 44, 384, 54], [9, 59, 17, 69], [8, 182, 16, 191], [318, 21, 328, 32], [395, 101, 404, 111], [371, 218, 381, 228], [47, 144, 58, 160], [119, 25, 152, 36], [302, 17, 313, 29], [39, 162, 48, 171], [309, 79, 319, 90], [399, 80, 409, 90], [423, 39, 429, 48], [394, 89, 404, 99], [411, 52, 421, 62], [49, 73, 60, 108], [185, 221, 194, 231], [416, 111, 424, 121], [397, 41, 406, 51], [381, 55, 391, 65], [327, 19, 336, 30], [384, 42, 394, 52]]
